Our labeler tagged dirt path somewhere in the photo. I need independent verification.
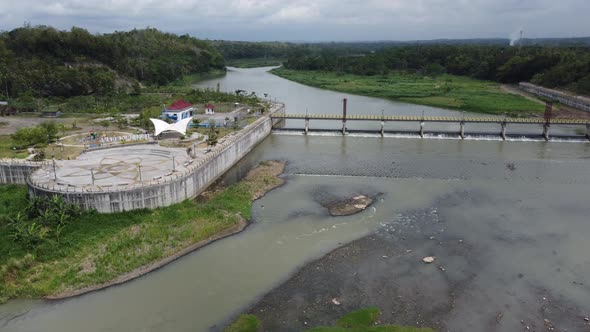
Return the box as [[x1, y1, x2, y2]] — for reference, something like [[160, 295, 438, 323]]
[[500, 84, 545, 105]]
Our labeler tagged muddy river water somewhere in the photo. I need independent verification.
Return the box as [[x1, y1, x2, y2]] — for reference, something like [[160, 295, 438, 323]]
[[1, 68, 589, 331]]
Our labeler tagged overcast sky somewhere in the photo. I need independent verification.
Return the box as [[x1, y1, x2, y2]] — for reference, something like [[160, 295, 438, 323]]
[[0, 0, 589, 41]]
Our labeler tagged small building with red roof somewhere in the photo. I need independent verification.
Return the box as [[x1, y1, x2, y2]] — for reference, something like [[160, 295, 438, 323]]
[[204, 103, 215, 115], [162, 100, 194, 122]]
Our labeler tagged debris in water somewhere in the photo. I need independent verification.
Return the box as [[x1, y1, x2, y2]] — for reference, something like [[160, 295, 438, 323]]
[[439, 266, 445, 271], [382, 255, 388, 258], [406, 249, 413, 253], [584, 317, 589, 322], [543, 319, 555, 330], [496, 312, 504, 323], [422, 256, 436, 263], [331, 298, 341, 305], [458, 239, 464, 244], [429, 236, 435, 240]]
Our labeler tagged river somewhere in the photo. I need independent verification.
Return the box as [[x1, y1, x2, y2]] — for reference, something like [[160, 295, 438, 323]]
[[1, 67, 589, 332]]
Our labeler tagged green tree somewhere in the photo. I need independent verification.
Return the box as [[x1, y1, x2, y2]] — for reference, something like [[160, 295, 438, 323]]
[[207, 120, 218, 147], [39, 121, 58, 141]]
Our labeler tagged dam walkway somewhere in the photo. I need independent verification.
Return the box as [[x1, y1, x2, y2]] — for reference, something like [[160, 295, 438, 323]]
[[270, 113, 590, 141]]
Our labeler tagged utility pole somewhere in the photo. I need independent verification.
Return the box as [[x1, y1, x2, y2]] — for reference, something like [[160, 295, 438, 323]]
[[172, 156, 176, 172], [138, 164, 143, 182], [90, 168, 95, 185]]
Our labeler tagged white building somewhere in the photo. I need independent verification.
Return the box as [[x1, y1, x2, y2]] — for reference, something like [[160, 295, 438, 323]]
[[204, 103, 216, 115], [162, 100, 195, 122]]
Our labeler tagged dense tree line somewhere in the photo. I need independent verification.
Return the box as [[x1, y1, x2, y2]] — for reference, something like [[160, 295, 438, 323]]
[[283, 45, 590, 94], [211, 40, 295, 59], [0, 25, 225, 100], [213, 37, 590, 61], [213, 40, 388, 60]]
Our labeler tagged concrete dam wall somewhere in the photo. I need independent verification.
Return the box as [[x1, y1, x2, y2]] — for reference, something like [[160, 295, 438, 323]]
[[0, 160, 44, 185], [2, 105, 284, 213]]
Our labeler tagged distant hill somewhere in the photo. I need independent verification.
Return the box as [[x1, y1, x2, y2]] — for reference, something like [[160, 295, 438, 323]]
[[0, 26, 225, 99]]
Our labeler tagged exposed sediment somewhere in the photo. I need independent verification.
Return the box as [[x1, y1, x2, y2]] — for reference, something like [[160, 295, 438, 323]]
[[245, 203, 589, 332], [322, 194, 374, 216]]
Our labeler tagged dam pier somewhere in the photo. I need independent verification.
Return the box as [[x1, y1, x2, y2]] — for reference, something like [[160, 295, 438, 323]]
[[272, 99, 590, 141]]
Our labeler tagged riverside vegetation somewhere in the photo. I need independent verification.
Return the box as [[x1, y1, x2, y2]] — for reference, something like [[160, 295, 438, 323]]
[[226, 58, 285, 68], [225, 307, 433, 332], [0, 160, 285, 303], [272, 68, 544, 116]]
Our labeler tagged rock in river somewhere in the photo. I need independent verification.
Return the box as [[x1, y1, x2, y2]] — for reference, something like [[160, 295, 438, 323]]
[[323, 194, 374, 216]]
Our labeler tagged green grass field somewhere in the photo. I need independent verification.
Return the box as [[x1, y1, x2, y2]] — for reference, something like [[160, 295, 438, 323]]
[[271, 68, 545, 117], [227, 58, 285, 68], [0, 135, 30, 159], [0, 161, 284, 303]]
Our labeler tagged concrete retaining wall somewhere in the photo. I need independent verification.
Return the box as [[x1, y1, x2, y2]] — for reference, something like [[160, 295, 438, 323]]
[[519, 82, 590, 112], [0, 160, 44, 184], [27, 105, 285, 213]]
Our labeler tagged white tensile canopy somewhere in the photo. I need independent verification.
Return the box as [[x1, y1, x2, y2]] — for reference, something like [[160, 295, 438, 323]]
[[150, 117, 193, 136]]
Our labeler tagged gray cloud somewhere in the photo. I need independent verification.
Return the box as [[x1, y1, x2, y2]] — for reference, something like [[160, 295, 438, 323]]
[[0, 0, 588, 41]]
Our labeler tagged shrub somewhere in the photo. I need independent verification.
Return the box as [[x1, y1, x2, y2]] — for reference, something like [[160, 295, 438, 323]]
[[8, 218, 49, 250], [7, 196, 82, 248], [32, 149, 45, 161], [10, 121, 59, 148]]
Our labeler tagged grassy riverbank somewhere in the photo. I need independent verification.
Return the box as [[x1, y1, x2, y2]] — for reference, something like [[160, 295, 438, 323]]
[[169, 69, 227, 86], [271, 68, 545, 116], [0, 161, 285, 303], [227, 58, 285, 68]]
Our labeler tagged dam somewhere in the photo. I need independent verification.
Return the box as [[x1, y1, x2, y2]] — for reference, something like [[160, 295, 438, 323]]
[[271, 98, 590, 141], [1, 67, 589, 332]]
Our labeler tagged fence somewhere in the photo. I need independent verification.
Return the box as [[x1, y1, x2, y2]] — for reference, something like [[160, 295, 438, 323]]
[[519, 82, 590, 112]]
